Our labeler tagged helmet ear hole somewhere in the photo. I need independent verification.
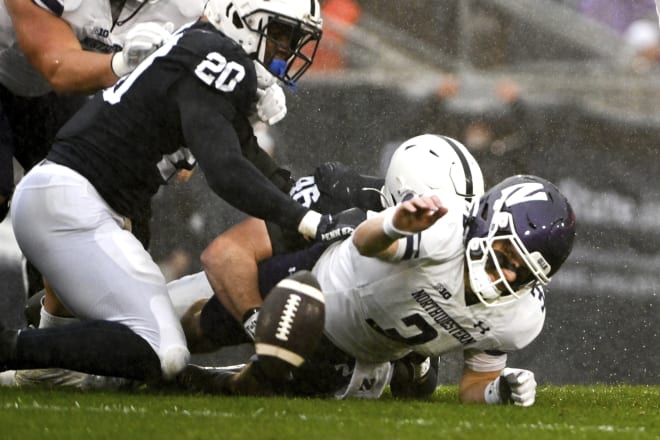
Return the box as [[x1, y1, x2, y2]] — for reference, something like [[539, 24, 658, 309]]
[[480, 202, 489, 221], [232, 12, 244, 29]]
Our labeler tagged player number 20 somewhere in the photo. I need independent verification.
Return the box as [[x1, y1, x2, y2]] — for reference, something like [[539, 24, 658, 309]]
[[195, 52, 245, 92]]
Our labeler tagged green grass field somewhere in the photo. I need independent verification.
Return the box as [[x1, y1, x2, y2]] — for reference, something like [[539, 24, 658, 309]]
[[0, 385, 657, 439]]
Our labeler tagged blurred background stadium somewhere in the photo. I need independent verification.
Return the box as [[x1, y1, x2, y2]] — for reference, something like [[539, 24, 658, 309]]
[[1, 0, 658, 386]]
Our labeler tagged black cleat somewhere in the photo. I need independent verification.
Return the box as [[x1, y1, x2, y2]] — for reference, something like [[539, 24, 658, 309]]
[[175, 364, 243, 395], [175, 362, 279, 396], [0, 325, 18, 371]]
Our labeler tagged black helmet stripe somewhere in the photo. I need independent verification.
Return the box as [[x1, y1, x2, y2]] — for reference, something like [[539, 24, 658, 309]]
[[309, 0, 316, 15], [440, 135, 474, 198]]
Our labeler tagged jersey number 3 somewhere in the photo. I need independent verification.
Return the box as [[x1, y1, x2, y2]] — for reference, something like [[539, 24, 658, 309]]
[[195, 52, 245, 92], [366, 314, 438, 345]]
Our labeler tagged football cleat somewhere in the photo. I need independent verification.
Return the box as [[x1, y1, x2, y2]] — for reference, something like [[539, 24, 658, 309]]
[[0, 326, 18, 371], [174, 364, 245, 395]]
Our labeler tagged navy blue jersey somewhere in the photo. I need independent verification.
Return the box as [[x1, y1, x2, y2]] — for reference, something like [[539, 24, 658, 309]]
[[48, 20, 307, 230], [268, 162, 384, 254]]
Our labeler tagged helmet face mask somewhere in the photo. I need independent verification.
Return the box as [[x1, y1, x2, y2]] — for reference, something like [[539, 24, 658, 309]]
[[204, 0, 322, 85], [465, 175, 576, 307], [466, 212, 551, 306]]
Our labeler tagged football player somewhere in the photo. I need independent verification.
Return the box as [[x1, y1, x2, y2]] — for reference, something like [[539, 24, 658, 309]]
[[0, 0, 208, 222], [2, 0, 292, 386], [179, 173, 575, 406], [0, 0, 360, 384]]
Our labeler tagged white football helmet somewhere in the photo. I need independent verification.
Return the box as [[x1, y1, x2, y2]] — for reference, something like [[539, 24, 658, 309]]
[[381, 134, 484, 208], [204, 0, 323, 84]]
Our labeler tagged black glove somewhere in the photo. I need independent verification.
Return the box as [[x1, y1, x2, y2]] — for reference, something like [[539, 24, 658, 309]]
[[315, 207, 366, 244]]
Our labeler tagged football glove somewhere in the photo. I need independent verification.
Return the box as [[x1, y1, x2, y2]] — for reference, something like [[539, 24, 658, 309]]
[[484, 367, 537, 407], [254, 60, 277, 88], [255, 84, 287, 125], [252, 61, 287, 125], [298, 208, 366, 244], [111, 22, 173, 77]]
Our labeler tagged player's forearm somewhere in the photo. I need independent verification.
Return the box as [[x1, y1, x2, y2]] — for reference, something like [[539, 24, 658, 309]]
[[38, 50, 118, 94], [7, 0, 118, 94], [458, 368, 500, 403], [352, 216, 397, 257]]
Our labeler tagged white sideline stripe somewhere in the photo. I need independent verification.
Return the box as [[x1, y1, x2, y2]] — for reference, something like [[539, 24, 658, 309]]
[[277, 279, 324, 303], [255, 343, 304, 367]]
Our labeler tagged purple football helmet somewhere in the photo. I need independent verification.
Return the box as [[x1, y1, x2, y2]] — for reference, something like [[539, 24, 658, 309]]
[[465, 175, 576, 306]]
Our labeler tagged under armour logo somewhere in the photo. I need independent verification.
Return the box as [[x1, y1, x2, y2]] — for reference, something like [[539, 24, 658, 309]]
[[474, 321, 490, 334], [288, 266, 297, 275]]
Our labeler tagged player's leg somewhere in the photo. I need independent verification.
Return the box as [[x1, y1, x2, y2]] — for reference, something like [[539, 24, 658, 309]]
[[200, 217, 273, 322], [194, 241, 328, 350], [175, 270, 326, 396], [3, 163, 188, 381]]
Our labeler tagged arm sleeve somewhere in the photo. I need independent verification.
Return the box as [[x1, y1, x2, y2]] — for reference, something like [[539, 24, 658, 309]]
[[464, 349, 507, 373], [175, 78, 308, 231]]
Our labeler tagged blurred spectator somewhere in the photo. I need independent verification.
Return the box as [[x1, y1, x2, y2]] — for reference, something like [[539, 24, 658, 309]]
[[310, 0, 361, 72], [624, 18, 660, 72], [579, 0, 656, 34]]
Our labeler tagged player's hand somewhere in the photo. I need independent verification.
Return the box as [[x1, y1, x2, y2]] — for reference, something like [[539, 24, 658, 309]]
[[383, 195, 447, 239], [255, 84, 287, 125], [298, 208, 366, 243], [484, 367, 537, 407], [111, 22, 174, 77]]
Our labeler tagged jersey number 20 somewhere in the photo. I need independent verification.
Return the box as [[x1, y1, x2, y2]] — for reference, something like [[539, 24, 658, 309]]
[[195, 52, 246, 92]]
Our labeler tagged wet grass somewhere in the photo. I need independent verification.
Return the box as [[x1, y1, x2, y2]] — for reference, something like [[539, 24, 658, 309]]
[[0, 384, 657, 439]]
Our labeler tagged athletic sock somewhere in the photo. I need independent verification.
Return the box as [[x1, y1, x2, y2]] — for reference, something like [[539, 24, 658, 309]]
[[12, 320, 162, 381]]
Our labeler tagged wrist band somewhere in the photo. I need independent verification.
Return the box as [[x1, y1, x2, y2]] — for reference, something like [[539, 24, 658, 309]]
[[298, 210, 322, 239], [382, 208, 413, 239], [484, 377, 502, 404]]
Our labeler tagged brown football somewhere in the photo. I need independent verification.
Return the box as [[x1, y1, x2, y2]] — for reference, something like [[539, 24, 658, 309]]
[[254, 270, 325, 381]]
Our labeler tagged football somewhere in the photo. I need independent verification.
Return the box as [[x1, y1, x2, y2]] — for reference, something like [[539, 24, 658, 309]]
[[254, 270, 325, 381]]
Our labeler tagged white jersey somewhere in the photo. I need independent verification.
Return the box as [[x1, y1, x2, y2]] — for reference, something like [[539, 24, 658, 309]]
[[313, 206, 546, 365], [0, 0, 203, 96]]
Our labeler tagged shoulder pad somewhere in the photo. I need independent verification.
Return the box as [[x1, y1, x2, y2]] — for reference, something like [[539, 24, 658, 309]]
[[63, 0, 82, 13]]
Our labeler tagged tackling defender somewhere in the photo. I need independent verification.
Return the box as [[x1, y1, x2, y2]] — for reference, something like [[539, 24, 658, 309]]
[[0, 0, 361, 383]]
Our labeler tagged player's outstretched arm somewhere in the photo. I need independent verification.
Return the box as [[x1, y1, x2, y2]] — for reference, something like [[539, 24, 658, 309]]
[[353, 194, 447, 257]]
